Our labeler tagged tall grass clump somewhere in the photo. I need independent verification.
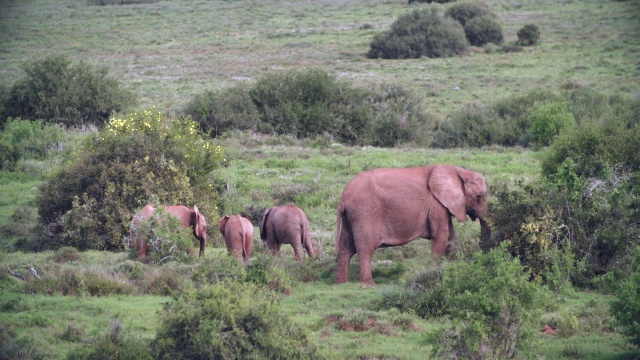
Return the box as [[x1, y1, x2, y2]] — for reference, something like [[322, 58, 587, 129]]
[[610, 246, 640, 347], [0, 118, 66, 171], [1, 55, 135, 128], [150, 282, 325, 359], [67, 320, 152, 360], [34, 110, 223, 251], [367, 9, 468, 59]]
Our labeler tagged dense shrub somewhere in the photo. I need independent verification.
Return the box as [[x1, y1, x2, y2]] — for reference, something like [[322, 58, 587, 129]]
[[431, 244, 545, 359], [35, 110, 223, 251], [517, 24, 540, 46], [250, 68, 373, 144], [367, 9, 468, 59], [0, 118, 65, 171], [151, 282, 324, 359], [182, 86, 260, 138], [463, 16, 503, 46], [431, 103, 504, 148], [445, 2, 491, 27], [610, 246, 640, 346], [2, 55, 134, 128], [529, 102, 574, 148]]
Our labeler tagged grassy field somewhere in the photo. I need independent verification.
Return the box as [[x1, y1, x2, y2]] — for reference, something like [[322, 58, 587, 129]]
[[1, 0, 640, 359]]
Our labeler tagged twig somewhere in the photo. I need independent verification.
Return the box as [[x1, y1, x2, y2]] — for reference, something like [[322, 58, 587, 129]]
[[29, 266, 41, 279], [5, 264, 25, 280]]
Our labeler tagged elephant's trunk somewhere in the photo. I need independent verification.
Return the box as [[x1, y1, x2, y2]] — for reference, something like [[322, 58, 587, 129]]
[[479, 217, 492, 252]]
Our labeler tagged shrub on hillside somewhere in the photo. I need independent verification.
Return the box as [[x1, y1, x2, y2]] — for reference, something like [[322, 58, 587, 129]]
[[610, 246, 640, 346], [182, 86, 260, 138], [151, 282, 324, 359], [529, 102, 574, 148], [249, 68, 374, 144], [445, 2, 492, 27], [517, 24, 540, 46], [464, 16, 503, 46], [0, 118, 65, 171], [367, 9, 468, 59], [35, 110, 222, 251], [2, 55, 134, 128], [431, 244, 545, 359]]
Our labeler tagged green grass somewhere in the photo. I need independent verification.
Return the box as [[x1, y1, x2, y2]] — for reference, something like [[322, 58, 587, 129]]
[[1, 0, 638, 116]]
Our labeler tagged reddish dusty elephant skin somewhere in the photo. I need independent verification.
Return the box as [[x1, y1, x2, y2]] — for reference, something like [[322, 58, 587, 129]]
[[218, 214, 254, 264], [259, 205, 315, 262], [335, 164, 490, 286], [132, 204, 208, 260]]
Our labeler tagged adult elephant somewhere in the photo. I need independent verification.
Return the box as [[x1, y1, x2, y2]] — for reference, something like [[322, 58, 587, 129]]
[[218, 214, 254, 264], [133, 204, 208, 259], [259, 205, 315, 262], [335, 164, 490, 285]]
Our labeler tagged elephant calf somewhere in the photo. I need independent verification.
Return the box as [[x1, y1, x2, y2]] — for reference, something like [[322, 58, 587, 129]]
[[218, 214, 254, 264], [259, 205, 315, 262], [132, 204, 208, 260]]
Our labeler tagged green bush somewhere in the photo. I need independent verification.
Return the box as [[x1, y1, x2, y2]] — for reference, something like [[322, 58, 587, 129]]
[[246, 255, 293, 295], [431, 103, 503, 148], [445, 2, 491, 27], [409, 0, 455, 3], [35, 110, 223, 251], [0, 118, 65, 171], [182, 86, 260, 138], [529, 102, 574, 148], [250, 68, 373, 144], [2, 55, 135, 127], [431, 244, 545, 359], [367, 9, 468, 59], [463, 15, 503, 46], [151, 282, 324, 359], [517, 24, 540, 46], [610, 246, 640, 346]]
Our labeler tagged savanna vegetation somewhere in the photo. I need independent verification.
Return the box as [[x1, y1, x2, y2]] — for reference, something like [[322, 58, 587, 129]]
[[1, 0, 639, 359]]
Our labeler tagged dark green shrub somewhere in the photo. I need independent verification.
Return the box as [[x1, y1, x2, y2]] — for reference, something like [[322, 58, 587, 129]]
[[367, 9, 468, 59], [409, 0, 455, 3], [151, 282, 324, 359], [182, 86, 260, 138], [2, 55, 134, 127], [35, 110, 223, 251], [0, 118, 65, 171], [250, 68, 374, 144], [246, 254, 293, 294], [463, 16, 503, 46], [529, 102, 574, 148], [0, 324, 46, 360], [445, 2, 491, 26], [431, 103, 504, 147], [67, 320, 152, 360], [517, 24, 540, 46], [610, 246, 640, 346], [191, 251, 247, 287], [431, 244, 545, 359]]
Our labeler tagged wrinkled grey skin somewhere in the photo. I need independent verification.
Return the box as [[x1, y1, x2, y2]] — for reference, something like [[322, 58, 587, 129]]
[[259, 205, 315, 262], [335, 164, 489, 285]]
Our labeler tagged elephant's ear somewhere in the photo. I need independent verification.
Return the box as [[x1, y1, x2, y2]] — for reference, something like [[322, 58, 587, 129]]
[[218, 215, 229, 235], [259, 209, 270, 240], [428, 165, 467, 222]]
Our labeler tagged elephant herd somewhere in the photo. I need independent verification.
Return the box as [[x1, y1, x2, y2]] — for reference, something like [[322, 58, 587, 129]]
[[133, 164, 490, 286]]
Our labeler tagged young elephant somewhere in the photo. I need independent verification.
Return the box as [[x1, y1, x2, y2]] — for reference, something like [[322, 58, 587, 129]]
[[132, 204, 208, 260], [335, 164, 490, 285], [259, 205, 315, 262], [218, 215, 254, 264]]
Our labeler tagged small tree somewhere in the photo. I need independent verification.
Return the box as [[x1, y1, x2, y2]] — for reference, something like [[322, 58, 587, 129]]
[[610, 246, 640, 346], [2, 55, 135, 127], [445, 2, 492, 27], [464, 16, 503, 46], [517, 24, 540, 46]]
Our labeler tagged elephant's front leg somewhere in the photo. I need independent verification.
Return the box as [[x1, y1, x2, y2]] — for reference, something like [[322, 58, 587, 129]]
[[446, 218, 457, 256]]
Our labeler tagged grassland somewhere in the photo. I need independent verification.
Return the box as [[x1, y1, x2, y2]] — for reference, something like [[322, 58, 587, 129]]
[[1, 0, 640, 359]]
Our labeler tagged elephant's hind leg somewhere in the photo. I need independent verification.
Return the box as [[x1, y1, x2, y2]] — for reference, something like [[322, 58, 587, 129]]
[[335, 226, 356, 284]]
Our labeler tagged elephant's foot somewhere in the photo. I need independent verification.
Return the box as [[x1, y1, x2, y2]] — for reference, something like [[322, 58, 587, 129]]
[[359, 278, 376, 287]]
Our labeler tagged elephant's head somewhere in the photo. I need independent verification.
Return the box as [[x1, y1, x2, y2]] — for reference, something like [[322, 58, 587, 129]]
[[259, 208, 270, 241], [193, 206, 208, 255], [428, 165, 488, 222]]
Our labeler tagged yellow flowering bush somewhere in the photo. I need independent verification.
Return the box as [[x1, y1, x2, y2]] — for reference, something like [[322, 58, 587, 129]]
[[36, 109, 223, 251]]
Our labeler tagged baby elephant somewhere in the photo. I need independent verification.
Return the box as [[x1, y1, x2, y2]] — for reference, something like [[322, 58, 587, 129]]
[[259, 205, 315, 262], [218, 215, 254, 264]]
